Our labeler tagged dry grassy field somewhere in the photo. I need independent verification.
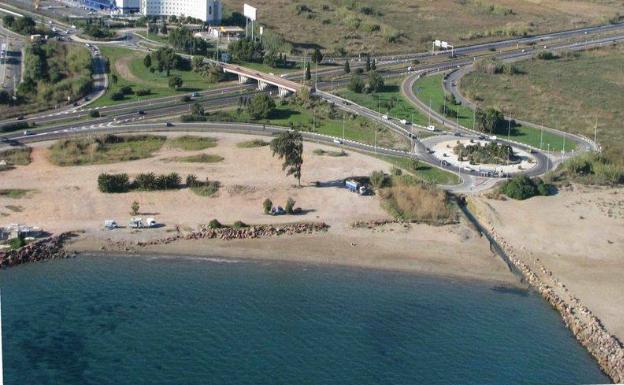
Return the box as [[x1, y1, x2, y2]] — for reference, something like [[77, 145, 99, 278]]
[[222, 0, 624, 55], [460, 44, 624, 164]]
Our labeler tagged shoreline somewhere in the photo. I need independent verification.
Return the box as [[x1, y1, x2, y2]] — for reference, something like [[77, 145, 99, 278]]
[[62, 225, 519, 285], [67, 240, 522, 287], [470, 202, 624, 383]]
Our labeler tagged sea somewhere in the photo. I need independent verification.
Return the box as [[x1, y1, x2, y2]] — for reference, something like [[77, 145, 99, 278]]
[[0, 255, 610, 385]]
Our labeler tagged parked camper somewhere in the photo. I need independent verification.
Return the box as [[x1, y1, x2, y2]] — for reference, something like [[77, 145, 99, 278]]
[[104, 220, 118, 229], [270, 206, 285, 216], [145, 218, 157, 228]]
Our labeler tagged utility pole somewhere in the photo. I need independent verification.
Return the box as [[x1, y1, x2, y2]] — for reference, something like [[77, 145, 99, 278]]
[[540, 125, 544, 149], [507, 114, 511, 141], [594, 116, 598, 146], [428, 98, 432, 127], [342, 114, 345, 141]]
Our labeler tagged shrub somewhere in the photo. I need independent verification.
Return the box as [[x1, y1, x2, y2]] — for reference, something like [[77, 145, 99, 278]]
[[208, 219, 222, 229], [111, 91, 124, 101], [263, 198, 273, 214], [379, 180, 456, 224], [98, 173, 130, 193], [391, 167, 402, 176], [119, 85, 134, 95], [186, 174, 199, 187], [135, 88, 151, 96], [369, 170, 389, 189], [233, 220, 248, 229], [181, 95, 191, 102], [500, 175, 551, 200], [285, 197, 296, 214], [131, 201, 140, 215], [1, 121, 30, 133]]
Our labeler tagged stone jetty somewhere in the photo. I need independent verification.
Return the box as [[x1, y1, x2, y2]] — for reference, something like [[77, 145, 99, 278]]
[[0, 232, 75, 269], [129, 222, 330, 248], [473, 208, 624, 383]]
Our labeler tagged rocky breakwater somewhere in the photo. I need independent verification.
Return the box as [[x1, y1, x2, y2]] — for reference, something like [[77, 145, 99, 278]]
[[473, 207, 624, 383], [0, 233, 75, 269], [125, 222, 330, 248]]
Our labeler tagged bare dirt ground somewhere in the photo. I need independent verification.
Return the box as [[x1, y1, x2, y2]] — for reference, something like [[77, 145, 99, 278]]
[[1, 131, 514, 283], [472, 186, 624, 339]]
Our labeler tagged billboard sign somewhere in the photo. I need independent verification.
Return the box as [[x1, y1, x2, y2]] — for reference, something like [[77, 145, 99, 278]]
[[244, 4, 257, 21], [434, 40, 441, 47], [441, 41, 449, 48]]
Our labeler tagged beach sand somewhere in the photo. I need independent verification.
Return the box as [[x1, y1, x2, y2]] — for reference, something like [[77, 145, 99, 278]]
[[472, 186, 624, 340]]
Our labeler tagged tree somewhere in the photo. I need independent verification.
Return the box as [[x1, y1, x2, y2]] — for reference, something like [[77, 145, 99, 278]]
[[247, 94, 276, 120], [270, 131, 304, 186], [153, 47, 180, 76], [371, 58, 377, 70], [475, 107, 505, 134], [365, 55, 371, 72], [168, 75, 183, 89], [311, 48, 323, 64], [367, 70, 384, 93], [0, 90, 11, 105], [143, 54, 152, 68], [111, 74, 118, 84], [305, 62, 311, 81], [348, 74, 365, 93], [285, 197, 296, 214], [191, 102, 204, 116], [131, 201, 140, 215], [160, 22, 168, 35], [344, 59, 350, 74], [263, 198, 273, 214]]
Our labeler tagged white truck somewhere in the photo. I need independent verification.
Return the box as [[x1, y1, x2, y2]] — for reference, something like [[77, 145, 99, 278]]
[[426, 125, 436, 132]]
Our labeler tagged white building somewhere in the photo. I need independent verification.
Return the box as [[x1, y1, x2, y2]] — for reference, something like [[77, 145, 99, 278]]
[[115, 0, 141, 13], [141, 0, 222, 23]]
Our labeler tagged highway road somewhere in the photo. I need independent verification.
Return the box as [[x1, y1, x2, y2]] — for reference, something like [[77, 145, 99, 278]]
[[1, 8, 621, 191]]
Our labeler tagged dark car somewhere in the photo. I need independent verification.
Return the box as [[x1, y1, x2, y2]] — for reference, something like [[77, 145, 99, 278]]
[[138, 110, 145, 115], [165, 122, 173, 127], [16, 115, 24, 120]]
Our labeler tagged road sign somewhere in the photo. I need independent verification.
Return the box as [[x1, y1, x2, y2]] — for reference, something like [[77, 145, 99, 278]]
[[244, 4, 257, 21]]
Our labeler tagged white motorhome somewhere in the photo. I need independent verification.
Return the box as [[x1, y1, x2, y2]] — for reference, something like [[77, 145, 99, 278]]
[[104, 220, 118, 229]]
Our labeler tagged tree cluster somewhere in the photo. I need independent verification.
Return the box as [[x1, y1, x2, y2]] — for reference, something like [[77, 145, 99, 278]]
[[454, 141, 514, 165], [18, 41, 92, 106], [2, 15, 38, 35], [98, 172, 183, 193], [228, 38, 264, 63], [347, 70, 384, 93], [168, 27, 209, 55], [246, 94, 276, 120]]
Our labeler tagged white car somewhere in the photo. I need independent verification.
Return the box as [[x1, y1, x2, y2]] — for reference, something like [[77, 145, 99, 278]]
[[381, 115, 389, 120], [426, 125, 436, 132], [400, 119, 410, 125]]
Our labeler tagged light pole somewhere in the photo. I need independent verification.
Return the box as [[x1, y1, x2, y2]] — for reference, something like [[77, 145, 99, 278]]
[[540, 125, 544, 149]]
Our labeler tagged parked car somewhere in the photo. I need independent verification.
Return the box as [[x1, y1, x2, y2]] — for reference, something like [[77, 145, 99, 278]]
[[104, 220, 118, 230], [165, 122, 173, 127], [137, 110, 145, 115]]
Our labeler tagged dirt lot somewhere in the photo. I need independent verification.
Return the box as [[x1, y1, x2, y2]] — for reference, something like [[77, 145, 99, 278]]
[[472, 186, 624, 339]]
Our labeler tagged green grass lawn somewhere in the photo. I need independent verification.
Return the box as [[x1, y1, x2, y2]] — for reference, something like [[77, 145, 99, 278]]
[[134, 30, 170, 45], [209, 102, 410, 151], [172, 154, 224, 163], [378, 155, 460, 185], [49, 135, 167, 166], [413, 74, 570, 152], [91, 46, 222, 107], [337, 80, 430, 126], [461, 47, 624, 162]]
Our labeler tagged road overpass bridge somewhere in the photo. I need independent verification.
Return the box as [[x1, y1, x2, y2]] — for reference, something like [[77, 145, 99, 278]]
[[222, 64, 307, 97]]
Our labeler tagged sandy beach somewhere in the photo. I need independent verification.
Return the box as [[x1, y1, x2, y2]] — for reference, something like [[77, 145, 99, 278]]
[[472, 186, 624, 341], [1, 131, 515, 283]]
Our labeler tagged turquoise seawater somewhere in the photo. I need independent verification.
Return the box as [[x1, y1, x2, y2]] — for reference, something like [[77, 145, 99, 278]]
[[0, 255, 609, 385]]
